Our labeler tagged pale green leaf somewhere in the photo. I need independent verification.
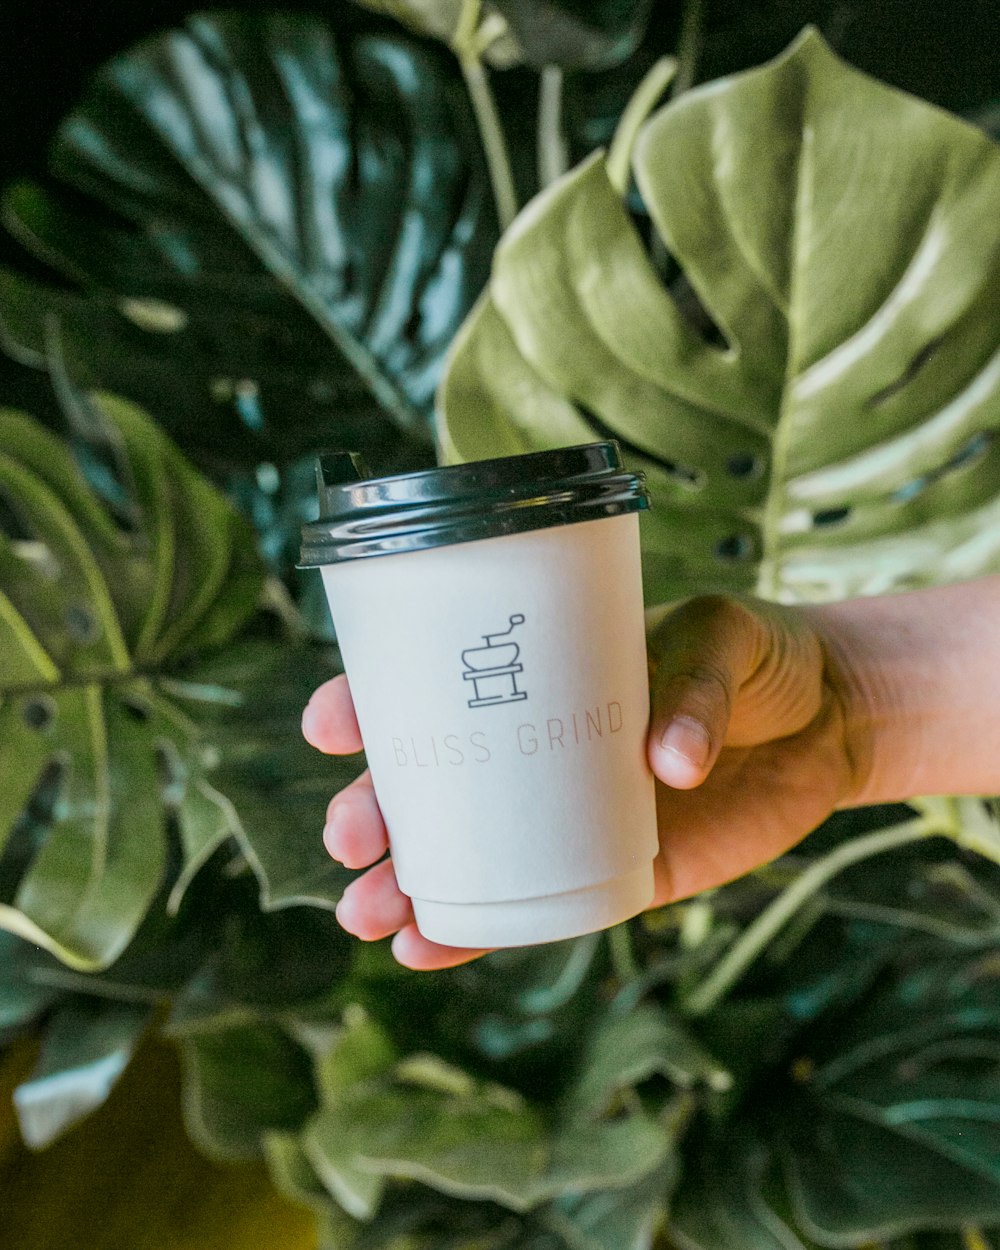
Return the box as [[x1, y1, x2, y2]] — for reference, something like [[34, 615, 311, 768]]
[[439, 29, 1000, 605]]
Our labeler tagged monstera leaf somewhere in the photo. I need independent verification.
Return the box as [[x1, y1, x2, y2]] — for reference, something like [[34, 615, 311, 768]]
[[0, 392, 263, 969], [0, 10, 496, 456], [439, 29, 1000, 604]]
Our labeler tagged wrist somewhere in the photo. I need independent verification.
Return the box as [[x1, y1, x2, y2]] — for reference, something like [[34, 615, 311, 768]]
[[804, 578, 1000, 806]]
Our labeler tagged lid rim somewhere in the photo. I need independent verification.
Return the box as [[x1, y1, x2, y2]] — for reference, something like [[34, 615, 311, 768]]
[[299, 441, 651, 567]]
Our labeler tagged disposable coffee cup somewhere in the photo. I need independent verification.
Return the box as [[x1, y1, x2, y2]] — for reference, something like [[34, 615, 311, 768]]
[[299, 442, 658, 948]]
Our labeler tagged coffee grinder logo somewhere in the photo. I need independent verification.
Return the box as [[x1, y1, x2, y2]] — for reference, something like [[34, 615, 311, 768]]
[[461, 614, 527, 709]]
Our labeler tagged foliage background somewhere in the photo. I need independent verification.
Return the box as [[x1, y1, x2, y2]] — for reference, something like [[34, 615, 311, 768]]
[[2, 2, 1000, 1248]]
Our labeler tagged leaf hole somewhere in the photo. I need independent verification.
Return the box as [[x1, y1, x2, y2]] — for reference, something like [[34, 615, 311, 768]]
[[71, 442, 141, 534], [21, 696, 56, 732], [811, 506, 852, 527], [868, 338, 943, 407], [669, 271, 730, 351], [0, 490, 32, 541], [892, 476, 929, 503], [891, 431, 996, 503], [628, 206, 730, 350], [121, 697, 152, 724], [0, 758, 66, 901], [403, 306, 423, 346], [726, 452, 765, 481], [576, 405, 706, 490], [156, 742, 186, 808], [234, 379, 264, 432], [66, 603, 101, 644], [945, 429, 994, 471], [713, 533, 755, 562]]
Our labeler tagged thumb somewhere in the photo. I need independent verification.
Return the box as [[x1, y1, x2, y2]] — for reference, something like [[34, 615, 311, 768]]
[[646, 596, 760, 789]]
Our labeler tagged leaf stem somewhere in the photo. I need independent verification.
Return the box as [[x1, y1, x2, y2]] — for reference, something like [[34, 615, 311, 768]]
[[672, 0, 704, 97], [459, 55, 519, 231], [606, 57, 677, 195], [453, 0, 518, 231], [537, 65, 568, 188], [681, 817, 933, 1017]]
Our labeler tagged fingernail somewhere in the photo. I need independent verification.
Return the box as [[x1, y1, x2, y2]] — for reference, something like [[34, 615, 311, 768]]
[[335, 886, 356, 932], [301, 699, 321, 741], [323, 804, 347, 860], [659, 716, 712, 771]]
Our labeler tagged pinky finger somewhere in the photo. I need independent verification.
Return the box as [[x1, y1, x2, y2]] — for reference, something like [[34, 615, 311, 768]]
[[390, 924, 492, 971]]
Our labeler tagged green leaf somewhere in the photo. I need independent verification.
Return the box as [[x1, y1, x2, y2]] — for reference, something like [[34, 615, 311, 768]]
[[2, 11, 497, 446], [314, 1005, 399, 1102], [303, 1007, 672, 1219], [166, 894, 352, 1036], [439, 29, 1000, 604], [544, 1160, 675, 1250], [568, 1003, 732, 1116], [265, 1129, 367, 1250], [669, 1127, 815, 1250], [176, 1019, 317, 1161], [13, 996, 151, 1148], [0, 394, 263, 969], [820, 837, 1000, 948]]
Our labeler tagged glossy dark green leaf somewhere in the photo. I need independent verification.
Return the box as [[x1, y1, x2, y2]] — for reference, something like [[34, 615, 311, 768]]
[[820, 837, 1000, 948], [171, 641, 363, 911], [669, 1126, 814, 1250], [0, 264, 421, 479], [13, 996, 151, 1148], [0, 393, 263, 969], [0, 930, 62, 1039], [2, 11, 496, 448], [440, 29, 1000, 604], [779, 952, 1000, 1241]]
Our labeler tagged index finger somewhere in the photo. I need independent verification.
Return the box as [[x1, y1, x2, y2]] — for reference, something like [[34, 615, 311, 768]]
[[302, 674, 364, 754]]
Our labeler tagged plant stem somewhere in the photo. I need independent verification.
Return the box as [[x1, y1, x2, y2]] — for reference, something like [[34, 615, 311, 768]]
[[537, 65, 568, 188], [606, 56, 677, 195], [681, 817, 933, 1017], [453, 0, 518, 231], [460, 55, 519, 231], [672, 0, 704, 97]]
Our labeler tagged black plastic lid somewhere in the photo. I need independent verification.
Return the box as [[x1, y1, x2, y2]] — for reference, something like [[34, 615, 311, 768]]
[[299, 441, 650, 566]]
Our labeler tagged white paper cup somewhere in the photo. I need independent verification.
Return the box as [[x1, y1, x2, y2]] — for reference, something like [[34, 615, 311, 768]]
[[300, 443, 657, 948]]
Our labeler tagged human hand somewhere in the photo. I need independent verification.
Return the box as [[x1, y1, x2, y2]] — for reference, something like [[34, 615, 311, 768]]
[[301, 595, 870, 971]]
